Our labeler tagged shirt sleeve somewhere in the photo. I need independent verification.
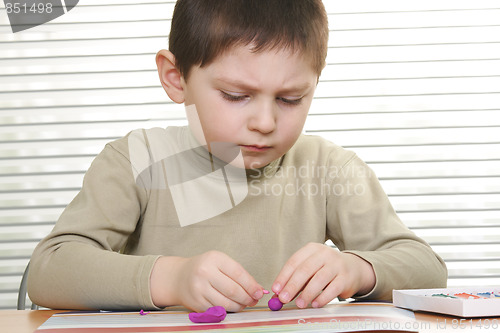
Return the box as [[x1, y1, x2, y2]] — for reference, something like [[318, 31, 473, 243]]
[[27, 142, 161, 310], [325, 153, 447, 301]]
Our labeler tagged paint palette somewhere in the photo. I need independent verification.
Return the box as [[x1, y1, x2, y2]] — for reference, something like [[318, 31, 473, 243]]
[[393, 287, 500, 317]]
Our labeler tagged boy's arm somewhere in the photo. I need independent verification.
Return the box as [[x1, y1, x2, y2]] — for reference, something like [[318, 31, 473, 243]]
[[326, 155, 448, 301], [27, 141, 265, 311], [27, 142, 160, 310]]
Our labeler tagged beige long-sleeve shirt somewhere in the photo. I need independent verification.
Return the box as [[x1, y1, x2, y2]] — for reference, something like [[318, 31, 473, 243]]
[[28, 126, 447, 310]]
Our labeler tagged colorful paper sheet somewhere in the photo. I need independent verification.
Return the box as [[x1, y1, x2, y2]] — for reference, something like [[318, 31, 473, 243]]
[[35, 302, 418, 332]]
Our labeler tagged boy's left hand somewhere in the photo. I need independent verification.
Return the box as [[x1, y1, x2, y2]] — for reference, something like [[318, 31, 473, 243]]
[[271, 242, 376, 308]]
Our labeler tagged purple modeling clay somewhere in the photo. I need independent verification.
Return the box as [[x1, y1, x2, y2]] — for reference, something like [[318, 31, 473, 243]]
[[268, 294, 283, 311], [189, 306, 227, 323]]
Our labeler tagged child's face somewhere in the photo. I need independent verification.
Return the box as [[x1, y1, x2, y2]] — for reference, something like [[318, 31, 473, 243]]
[[181, 45, 318, 169]]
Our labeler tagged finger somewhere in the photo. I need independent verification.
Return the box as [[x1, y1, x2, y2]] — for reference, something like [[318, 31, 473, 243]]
[[210, 269, 256, 307], [272, 243, 318, 295], [186, 294, 215, 313], [311, 276, 346, 308], [202, 285, 246, 313], [218, 257, 265, 301], [248, 298, 259, 307], [294, 266, 336, 308], [278, 252, 324, 304]]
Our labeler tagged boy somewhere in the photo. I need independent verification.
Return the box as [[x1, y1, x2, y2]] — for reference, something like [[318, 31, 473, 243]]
[[28, 0, 447, 312]]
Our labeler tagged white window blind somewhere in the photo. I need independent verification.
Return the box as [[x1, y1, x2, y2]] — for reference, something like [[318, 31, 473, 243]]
[[1, 0, 499, 310]]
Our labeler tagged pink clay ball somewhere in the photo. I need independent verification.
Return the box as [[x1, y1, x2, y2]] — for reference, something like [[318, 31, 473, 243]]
[[268, 297, 283, 311]]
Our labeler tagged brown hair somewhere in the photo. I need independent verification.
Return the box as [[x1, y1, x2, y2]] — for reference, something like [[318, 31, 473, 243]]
[[169, 0, 329, 79]]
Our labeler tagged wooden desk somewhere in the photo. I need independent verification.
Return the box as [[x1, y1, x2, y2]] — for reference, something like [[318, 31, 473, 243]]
[[1, 309, 60, 333], [1, 308, 499, 333]]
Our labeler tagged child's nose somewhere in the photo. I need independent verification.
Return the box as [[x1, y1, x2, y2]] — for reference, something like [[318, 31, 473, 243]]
[[247, 101, 277, 134]]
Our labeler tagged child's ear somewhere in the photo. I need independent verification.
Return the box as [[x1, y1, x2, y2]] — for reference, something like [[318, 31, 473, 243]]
[[156, 50, 185, 103]]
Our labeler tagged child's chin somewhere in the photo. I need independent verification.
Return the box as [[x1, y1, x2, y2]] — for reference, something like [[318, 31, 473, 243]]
[[244, 159, 269, 170]]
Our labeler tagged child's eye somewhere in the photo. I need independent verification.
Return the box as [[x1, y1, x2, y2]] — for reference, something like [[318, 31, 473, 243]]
[[277, 97, 303, 106], [220, 90, 247, 102]]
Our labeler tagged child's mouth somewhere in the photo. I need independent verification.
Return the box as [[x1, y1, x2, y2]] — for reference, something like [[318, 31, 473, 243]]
[[240, 145, 272, 152]]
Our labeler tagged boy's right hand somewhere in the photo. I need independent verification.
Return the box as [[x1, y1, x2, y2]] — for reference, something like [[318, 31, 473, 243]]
[[150, 251, 265, 312]]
